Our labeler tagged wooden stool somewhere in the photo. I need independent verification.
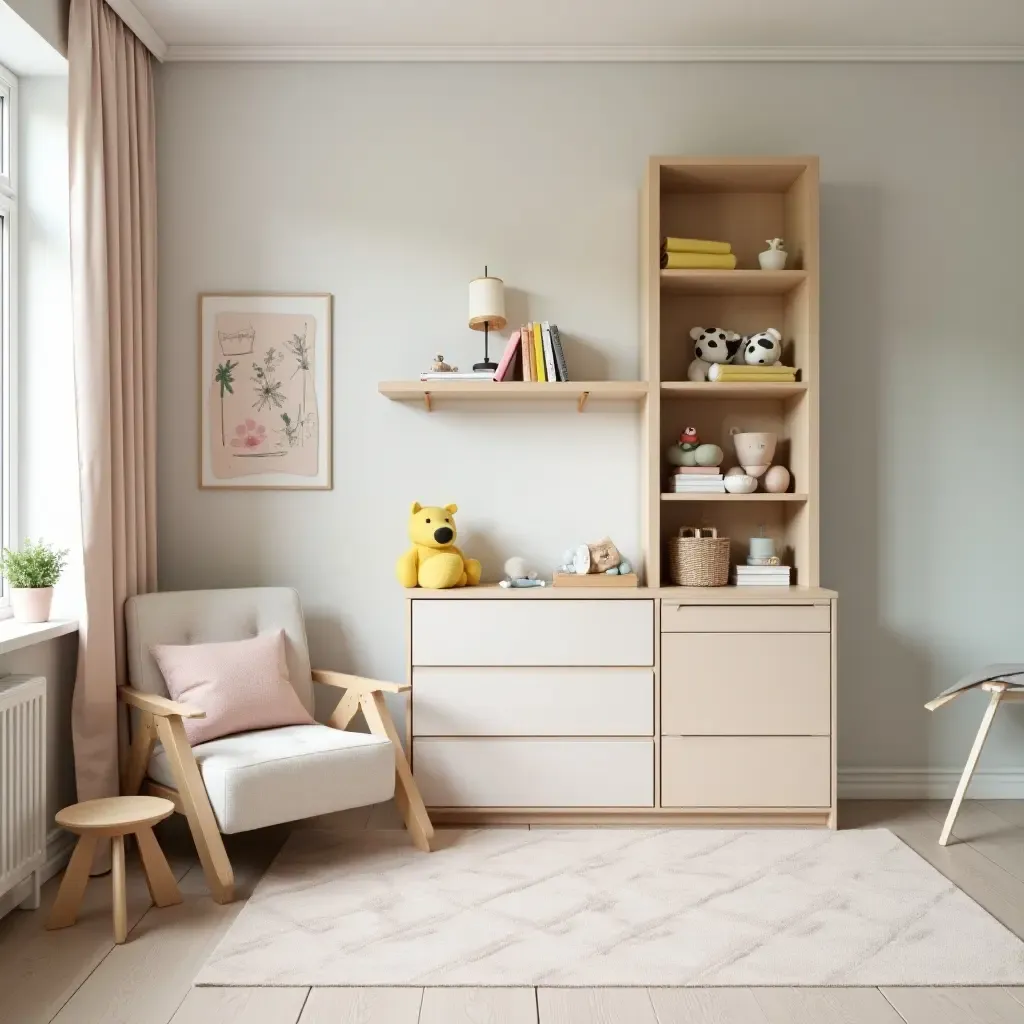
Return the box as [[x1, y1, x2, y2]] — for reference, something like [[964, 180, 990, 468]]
[[46, 796, 181, 943]]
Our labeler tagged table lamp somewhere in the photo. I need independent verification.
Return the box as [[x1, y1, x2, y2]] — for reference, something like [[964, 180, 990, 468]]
[[468, 267, 506, 372]]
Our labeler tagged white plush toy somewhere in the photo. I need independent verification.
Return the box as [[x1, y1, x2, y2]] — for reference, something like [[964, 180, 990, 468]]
[[742, 328, 783, 366], [687, 326, 742, 382]]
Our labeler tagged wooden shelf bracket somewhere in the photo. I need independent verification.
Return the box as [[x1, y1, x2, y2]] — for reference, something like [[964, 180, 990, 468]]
[[423, 391, 432, 412], [577, 390, 590, 413]]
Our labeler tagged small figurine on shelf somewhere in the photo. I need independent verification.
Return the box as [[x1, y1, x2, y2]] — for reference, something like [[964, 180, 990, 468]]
[[687, 327, 742, 382], [430, 354, 458, 373], [666, 427, 724, 469], [758, 238, 788, 271], [498, 556, 547, 589], [558, 539, 632, 576], [742, 328, 783, 366]]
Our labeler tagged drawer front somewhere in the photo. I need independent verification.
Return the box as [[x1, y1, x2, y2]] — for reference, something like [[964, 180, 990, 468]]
[[661, 633, 830, 736], [414, 738, 654, 807], [412, 600, 654, 666], [662, 736, 831, 808], [413, 667, 653, 736], [661, 604, 830, 634]]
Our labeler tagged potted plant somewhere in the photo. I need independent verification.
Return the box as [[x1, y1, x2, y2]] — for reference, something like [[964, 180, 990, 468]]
[[0, 540, 69, 623]]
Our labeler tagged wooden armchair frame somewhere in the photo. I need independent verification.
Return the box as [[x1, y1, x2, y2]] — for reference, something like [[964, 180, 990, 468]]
[[119, 671, 434, 904]]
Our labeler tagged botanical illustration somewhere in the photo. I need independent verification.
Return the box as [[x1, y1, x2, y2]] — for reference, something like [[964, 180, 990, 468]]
[[207, 310, 320, 480]]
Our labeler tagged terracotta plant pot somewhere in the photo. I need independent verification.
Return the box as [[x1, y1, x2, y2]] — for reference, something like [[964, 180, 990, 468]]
[[730, 430, 777, 477], [11, 587, 54, 624]]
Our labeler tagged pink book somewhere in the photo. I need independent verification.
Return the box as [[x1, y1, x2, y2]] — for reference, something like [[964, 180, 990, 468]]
[[672, 466, 720, 475], [493, 330, 522, 382]]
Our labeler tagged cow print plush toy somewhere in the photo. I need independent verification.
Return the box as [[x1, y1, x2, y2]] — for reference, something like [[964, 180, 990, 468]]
[[742, 328, 783, 366], [687, 326, 742, 382]]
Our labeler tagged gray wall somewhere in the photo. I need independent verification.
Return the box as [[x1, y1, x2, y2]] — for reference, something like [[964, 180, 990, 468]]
[[156, 62, 1024, 784], [4, 0, 69, 56]]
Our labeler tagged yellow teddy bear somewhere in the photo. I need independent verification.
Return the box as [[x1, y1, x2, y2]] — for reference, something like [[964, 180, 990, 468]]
[[396, 502, 482, 589]]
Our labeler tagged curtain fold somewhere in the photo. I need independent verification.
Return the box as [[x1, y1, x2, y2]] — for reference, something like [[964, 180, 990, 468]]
[[68, 0, 158, 842]]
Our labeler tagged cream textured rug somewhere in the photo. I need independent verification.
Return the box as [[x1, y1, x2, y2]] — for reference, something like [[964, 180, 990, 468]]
[[197, 826, 1024, 987]]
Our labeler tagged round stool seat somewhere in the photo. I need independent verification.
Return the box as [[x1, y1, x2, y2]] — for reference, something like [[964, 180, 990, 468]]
[[55, 796, 175, 838]]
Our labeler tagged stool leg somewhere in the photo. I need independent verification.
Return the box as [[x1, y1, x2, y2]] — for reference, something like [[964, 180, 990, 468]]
[[111, 835, 127, 944], [47, 834, 97, 930], [135, 826, 182, 908]]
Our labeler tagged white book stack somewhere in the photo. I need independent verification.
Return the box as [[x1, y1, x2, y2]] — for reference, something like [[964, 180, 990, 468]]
[[734, 564, 792, 587], [668, 474, 725, 493], [419, 371, 494, 381]]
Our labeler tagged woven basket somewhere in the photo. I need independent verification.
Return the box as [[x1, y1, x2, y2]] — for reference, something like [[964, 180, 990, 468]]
[[668, 527, 730, 587]]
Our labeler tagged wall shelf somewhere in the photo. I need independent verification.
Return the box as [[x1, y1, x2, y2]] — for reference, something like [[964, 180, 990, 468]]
[[378, 380, 648, 412], [661, 492, 809, 502], [660, 269, 807, 295], [661, 382, 807, 399]]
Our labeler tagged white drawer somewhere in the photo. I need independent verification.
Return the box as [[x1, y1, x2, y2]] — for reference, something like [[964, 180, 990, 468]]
[[661, 604, 830, 633], [413, 738, 654, 808], [412, 667, 653, 736], [662, 736, 831, 808], [411, 600, 654, 667]]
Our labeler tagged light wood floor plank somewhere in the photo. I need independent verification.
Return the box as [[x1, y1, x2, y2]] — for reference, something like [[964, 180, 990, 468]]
[[298, 987, 423, 1024], [922, 800, 1024, 884], [882, 987, 1024, 1023], [538, 989, 658, 1024], [982, 801, 1024, 828], [420, 987, 537, 1024], [752, 988, 905, 1023], [50, 830, 286, 1024], [648, 987, 769, 1023], [0, 843, 195, 1024], [170, 986, 308, 1024]]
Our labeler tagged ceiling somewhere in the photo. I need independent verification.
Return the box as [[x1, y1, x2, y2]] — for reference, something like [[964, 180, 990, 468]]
[[112, 0, 1024, 61]]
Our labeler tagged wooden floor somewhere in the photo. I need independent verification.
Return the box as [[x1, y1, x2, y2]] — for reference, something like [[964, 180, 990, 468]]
[[7, 799, 1024, 1023]]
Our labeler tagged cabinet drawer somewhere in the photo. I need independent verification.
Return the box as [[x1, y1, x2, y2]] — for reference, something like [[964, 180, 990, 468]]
[[662, 736, 831, 808], [662, 633, 830, 736], [412, 600, 653, 666], [414, 738, 654, 807], [413, 667, 653, 736], [661, 604, 830, 634]]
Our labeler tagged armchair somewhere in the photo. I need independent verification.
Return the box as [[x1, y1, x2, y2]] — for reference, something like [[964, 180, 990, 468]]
[[119, 588, 433, 904]]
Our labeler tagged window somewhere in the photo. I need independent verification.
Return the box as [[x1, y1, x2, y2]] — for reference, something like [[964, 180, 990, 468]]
[[0, 62, 16, 611]]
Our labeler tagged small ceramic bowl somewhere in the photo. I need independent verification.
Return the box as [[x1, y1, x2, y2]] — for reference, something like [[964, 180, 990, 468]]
[[724, 474, 758, 494]]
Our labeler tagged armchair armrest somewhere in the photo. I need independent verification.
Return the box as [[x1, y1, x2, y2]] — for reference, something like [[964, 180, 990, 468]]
[[118, 685, 206, 719], [311, 669, 410, 694]]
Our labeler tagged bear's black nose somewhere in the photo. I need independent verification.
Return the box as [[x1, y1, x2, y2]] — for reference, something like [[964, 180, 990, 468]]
[[433, 527, 454, 544]]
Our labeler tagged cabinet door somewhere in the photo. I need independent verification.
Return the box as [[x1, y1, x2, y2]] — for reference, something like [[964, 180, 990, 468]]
[[661, 632, 830, 736], [661, 604, 830, 633], [662, 736, 831, 808]]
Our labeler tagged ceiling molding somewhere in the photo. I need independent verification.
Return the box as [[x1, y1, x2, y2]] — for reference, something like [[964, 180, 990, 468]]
[[162, 43, 1024, 63], [104, 0, 168, 61]]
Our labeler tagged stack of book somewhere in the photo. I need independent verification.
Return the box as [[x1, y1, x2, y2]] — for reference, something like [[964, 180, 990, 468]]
[[708, 364, 798, 383], [733, 564, 792, 587], [661, 237, 737, 271], [493, 322, 570, 382], [668, 467, 725, 493], [419, 370, 494, 381]]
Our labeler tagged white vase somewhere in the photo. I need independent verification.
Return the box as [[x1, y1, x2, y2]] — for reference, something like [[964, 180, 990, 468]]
[[758, 248, 788, 271], [11, 587, 54, 623]]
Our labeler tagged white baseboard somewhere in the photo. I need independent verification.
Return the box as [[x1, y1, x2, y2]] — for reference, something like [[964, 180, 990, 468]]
[[839, 767, 1024, 800], [0, 827, 75, 921]]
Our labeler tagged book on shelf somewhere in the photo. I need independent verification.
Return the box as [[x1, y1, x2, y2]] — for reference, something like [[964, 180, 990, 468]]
[[736, 564, 790, 573], [532, 322, 546, 382], [669, 482, 726, 493], [671, 467, 721, 476], [541, 322, 558, 382], [708, 364, 798, 383], [550, 325, 569, 382], [492, 330, 522, 382], [419, 371, 495, 381], [493, 323, 571, 383]]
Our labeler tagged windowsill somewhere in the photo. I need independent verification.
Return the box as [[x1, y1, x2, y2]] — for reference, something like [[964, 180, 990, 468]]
[[0, 618, 78, 656]]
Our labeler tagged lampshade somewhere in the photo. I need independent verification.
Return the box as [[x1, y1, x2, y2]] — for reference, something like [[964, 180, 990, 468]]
[[468, 275, 506, 332]]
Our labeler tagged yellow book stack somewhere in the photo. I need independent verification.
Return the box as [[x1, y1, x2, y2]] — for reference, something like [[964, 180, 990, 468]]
[[661, 237, 736, 270], [708, 364, 797, 383]]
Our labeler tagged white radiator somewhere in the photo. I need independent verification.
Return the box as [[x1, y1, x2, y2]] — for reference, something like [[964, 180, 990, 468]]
[[0, 676, 46, 909]]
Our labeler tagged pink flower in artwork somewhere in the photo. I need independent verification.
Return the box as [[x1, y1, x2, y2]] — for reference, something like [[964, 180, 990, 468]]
[[230, 418, 267, 449]]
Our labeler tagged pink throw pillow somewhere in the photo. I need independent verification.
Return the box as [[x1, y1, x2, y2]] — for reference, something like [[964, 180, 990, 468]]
[[150, 630, 313, 745]]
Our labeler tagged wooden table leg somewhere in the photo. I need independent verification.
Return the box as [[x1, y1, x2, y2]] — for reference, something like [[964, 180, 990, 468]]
[[47, 834, 97, 931], [135, 826, 182, 908], [111, 835, 128, 944]]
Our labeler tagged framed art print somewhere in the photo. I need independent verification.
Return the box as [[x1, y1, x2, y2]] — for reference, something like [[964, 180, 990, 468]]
[[200, 293, 332, 489]]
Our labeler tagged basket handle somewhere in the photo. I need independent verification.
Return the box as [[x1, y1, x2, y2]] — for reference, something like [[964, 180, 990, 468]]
[[678, 526, 718, 539]]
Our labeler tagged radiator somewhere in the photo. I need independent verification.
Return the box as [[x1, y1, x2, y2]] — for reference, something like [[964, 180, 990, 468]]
[[0, 676, 46, 909]]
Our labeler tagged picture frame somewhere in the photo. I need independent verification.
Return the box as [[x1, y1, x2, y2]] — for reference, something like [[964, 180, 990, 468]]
[[199, 293, 333, 490]]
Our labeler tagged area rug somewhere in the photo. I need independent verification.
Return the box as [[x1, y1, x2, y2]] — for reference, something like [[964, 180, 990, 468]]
[[197, 826, 1024, 987]]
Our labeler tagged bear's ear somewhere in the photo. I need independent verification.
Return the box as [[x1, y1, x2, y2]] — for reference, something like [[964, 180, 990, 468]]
[[444, 503, 458, 514], [689, 326, 704, 341], [410, 502, 422, 515], [768, 328, 782, 342]]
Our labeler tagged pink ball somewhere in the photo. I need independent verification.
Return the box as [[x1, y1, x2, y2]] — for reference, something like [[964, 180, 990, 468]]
[[764, 465, 791, 493]]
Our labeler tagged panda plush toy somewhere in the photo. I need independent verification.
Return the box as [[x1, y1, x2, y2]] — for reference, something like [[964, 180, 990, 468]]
[[687, 326, 742, 382], [742, 328, 783, 366]]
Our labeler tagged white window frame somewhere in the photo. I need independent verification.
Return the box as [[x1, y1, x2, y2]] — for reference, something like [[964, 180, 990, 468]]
[[0, 62, 18, 614]]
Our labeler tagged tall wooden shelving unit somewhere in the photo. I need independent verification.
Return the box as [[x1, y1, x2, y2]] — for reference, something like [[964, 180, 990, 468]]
[[641, 156, 821, 591]]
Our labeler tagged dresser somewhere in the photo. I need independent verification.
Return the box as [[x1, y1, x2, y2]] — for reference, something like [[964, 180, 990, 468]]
[[407, 586, 837, 828]]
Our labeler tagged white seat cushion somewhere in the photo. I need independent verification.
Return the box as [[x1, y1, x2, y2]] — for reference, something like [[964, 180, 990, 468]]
[[149, 724, 395, 834]]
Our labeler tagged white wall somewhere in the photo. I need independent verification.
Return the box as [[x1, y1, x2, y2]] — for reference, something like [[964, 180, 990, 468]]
[[156, 62, 1024, 785]]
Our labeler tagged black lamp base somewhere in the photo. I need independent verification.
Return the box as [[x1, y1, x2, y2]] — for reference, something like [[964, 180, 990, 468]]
[[473, 360, 499, 372]]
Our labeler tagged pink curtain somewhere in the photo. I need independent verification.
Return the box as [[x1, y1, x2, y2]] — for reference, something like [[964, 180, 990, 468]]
[[68, 0, 158, 847]]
